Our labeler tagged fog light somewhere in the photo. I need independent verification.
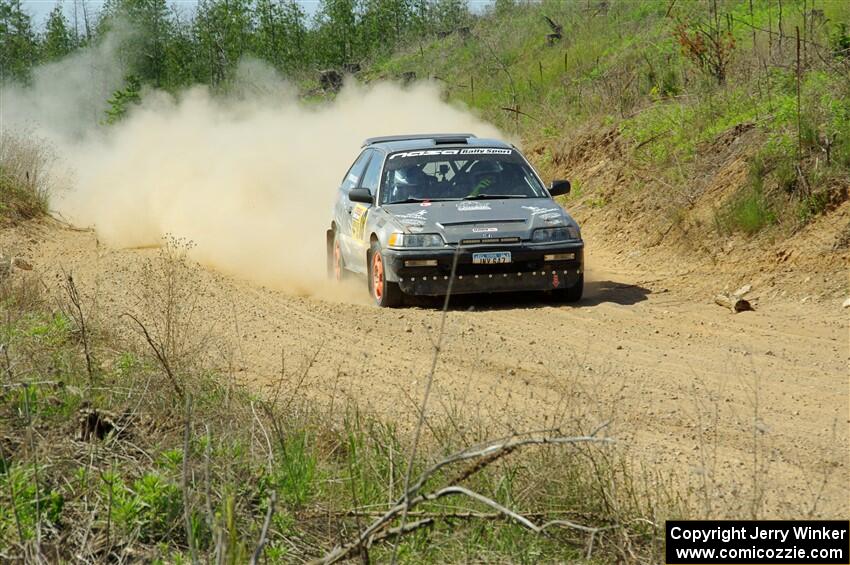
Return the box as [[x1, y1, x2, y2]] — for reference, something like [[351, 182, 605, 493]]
[[404, 259, 438, 267], [544, 253, 575, 261]]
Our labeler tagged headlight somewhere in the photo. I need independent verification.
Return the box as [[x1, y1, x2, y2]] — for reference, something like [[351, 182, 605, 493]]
[[388, 233, 445, 248], [531, 226, 580, 242]]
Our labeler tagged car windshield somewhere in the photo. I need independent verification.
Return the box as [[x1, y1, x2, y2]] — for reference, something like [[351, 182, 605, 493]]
[[380, 148, 547, 205]]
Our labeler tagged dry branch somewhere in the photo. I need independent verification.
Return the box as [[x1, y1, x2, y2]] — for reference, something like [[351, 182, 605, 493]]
[[64, 274, 95, 381], [714, 293, 753, 312], [122, 312, 184, 399], [250, 491, 277, 565], [312, 432, 613, 565]]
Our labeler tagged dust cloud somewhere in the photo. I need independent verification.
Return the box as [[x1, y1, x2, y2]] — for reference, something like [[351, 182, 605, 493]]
[[2, 46, 503, 298]]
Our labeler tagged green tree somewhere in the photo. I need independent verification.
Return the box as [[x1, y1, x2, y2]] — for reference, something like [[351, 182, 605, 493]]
[[0, 0, 38, 82], [431, 0, 468, 33], [41, 5, 74, 61], [253, 0, 307, 73], [312, 0, 359, 67], [99, 0, 173, 87], [162, 9, 200, 88], [359, 0, 415, 58], [104, 74, 141, 124], [193, 0, 254, 85]]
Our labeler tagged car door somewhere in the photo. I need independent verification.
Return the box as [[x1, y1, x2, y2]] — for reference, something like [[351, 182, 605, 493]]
[[347, 149, 384, 273], [336, 149, 373, 267]]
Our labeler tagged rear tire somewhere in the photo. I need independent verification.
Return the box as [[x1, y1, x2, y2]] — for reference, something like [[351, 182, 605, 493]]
[[369, 242, 403, 307], [327, 230, 345, 281], [551, 273, 583, 303]]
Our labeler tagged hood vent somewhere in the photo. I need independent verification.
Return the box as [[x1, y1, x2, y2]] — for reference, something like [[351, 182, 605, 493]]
[[460, 237, 521, 245]]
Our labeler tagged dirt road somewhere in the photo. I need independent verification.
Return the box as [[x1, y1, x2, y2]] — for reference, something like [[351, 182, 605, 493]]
[[5, 219, 848, 518]]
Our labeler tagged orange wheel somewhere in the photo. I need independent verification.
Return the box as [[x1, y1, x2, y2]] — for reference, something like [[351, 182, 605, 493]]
[[333, 238, 343, 281], [372, 252, 384, 300], [368, 242, 403, 307]]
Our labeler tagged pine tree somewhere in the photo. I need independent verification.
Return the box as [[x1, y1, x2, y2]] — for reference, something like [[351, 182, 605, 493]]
[[360, 0, 415, 58], [42, 4, 74, 61], [432, 0, 469, 33], [98, 0, 173, 87], [254, 0, 307, 73], [0, 0, 38, 82], [194, 0, 254, 85], [104, 74, 142, 123], [312, 0, 359, 68]]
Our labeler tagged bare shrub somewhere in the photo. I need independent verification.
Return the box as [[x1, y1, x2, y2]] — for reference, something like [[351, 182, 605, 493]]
[[123, 236, 214, 401], [0, 132, 54, 222]]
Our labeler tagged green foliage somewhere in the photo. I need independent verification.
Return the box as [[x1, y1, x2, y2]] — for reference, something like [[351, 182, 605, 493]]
[[105, 74, 142, 124], [253, 0, 306, 73], [312, 0, 359, 67], [98, 0, 172, 86], [193, 0, 255, 85], [100, 469, 184, 543], [0, 0, 38, 82], [716, 158, 776, 235], [262, 431, 317, 507], [41, 5, 74, 61], [831, 22, 850, 57], [0, 463, 64, 542], [798, 191, 831, 223]]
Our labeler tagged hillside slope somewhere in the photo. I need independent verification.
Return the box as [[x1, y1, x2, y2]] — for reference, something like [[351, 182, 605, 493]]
[[362, 0, 849, 300]]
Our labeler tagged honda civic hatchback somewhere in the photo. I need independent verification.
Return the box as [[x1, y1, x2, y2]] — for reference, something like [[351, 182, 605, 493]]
[[326, 133, 584, 307]]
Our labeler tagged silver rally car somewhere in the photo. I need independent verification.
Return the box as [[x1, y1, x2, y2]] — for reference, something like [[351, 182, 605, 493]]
[[326, 133, 584, 307]]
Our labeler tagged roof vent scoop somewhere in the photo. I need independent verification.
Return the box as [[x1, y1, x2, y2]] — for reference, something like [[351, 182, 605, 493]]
[[433, 135, 472, 145], [362, 133, 477, 147]]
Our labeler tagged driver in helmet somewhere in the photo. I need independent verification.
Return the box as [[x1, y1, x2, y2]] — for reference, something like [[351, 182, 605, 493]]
[[466, 160, 504, 197], [388, 165, 433, 202]]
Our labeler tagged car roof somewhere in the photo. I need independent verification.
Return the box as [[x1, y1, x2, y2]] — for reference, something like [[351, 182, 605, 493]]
[[362, 133, 514, 153]]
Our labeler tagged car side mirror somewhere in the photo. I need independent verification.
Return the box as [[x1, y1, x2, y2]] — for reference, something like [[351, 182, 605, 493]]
[[549, 179, 571, 196], [349, 188, 374, 204]]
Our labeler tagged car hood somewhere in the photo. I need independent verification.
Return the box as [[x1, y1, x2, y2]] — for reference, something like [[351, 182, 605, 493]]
[[383, 198, 578, 244]]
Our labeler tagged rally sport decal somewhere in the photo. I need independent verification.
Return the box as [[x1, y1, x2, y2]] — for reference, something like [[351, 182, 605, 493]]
[[351, 204, 369, 241]]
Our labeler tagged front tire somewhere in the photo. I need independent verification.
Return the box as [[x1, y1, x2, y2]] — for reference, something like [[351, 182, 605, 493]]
[[551, 273, 583, 303], [369, 242, 403, 307]]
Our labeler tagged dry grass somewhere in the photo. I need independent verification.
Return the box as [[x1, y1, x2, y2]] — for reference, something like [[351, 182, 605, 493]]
[[0, 132, 54, 224]]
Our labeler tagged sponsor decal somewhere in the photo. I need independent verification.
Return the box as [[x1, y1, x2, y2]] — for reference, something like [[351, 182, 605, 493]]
[[395, 209, 428, 220], [522, 206, 560, 217], [351, 204, 369, 241], [541, 211, 565, 225], [457, 201, 491, 211], [472, 227, 498, 233], [459, 148, 512, 155], [396, 209, 428, 230], [389, 149, 460, 159], [389, 148, 513, 160]]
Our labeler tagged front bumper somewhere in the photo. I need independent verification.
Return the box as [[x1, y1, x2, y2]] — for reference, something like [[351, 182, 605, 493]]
[[384, 241, 584, 296]]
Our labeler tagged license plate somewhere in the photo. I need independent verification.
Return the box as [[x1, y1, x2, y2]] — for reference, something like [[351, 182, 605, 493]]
[[472, 251, 512, 264]]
